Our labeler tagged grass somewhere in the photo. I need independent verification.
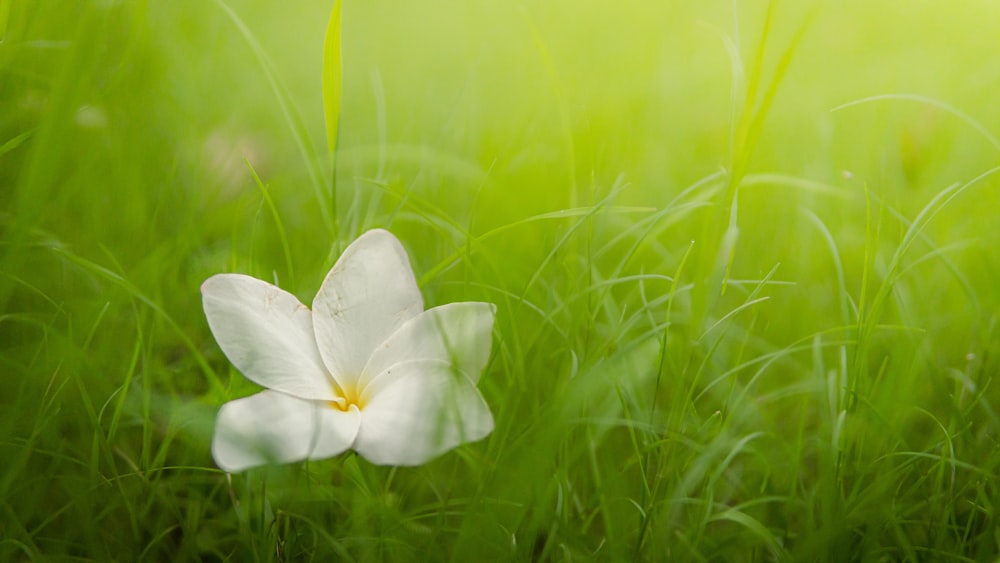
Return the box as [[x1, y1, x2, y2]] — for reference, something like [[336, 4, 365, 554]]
[[2, 0, 1000, 560]]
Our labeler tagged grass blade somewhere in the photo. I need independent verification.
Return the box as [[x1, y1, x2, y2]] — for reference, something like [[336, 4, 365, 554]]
[[322, 0, 343, 159]]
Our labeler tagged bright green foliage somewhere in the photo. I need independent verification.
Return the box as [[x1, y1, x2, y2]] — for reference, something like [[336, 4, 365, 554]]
[[323, 0, 342, 159], [2, 0, 1000, 560]]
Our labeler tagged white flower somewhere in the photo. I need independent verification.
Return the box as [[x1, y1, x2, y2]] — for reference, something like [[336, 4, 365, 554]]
[[202, 229, 495, 472]]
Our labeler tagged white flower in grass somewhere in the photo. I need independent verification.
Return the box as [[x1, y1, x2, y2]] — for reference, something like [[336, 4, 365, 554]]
[[202, 229, 495, 472]]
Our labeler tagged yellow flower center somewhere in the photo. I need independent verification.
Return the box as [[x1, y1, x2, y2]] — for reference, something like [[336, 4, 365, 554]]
[[328, 382, 364, 412]]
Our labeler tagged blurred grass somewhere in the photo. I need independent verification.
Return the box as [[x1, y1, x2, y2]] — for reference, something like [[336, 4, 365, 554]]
[[2, 0, 1000, 560]]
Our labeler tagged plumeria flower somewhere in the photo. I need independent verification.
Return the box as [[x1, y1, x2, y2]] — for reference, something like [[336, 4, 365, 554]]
[[202, 229, 495, 472]]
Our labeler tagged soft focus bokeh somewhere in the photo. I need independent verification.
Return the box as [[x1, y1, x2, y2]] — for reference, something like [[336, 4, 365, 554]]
[[2, 0, 999, 559]]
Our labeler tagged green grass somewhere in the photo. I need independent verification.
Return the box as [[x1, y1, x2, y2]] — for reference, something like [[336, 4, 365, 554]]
[[3, 0, 1000, 560]]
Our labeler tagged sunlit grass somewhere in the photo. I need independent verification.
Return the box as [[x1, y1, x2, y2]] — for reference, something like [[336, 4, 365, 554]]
[[2, 0, 999, 560]]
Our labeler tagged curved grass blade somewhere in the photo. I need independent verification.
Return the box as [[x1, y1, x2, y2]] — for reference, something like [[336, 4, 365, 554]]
[[213, 0, 335, 234], [831, 93, 1000, 154]]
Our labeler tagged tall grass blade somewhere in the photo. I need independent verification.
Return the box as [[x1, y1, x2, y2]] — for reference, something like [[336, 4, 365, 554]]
[[322, 0, 343, 160]]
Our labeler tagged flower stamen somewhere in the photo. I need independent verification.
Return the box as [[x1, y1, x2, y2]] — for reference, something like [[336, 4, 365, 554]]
[[328, 382, 364, 412]]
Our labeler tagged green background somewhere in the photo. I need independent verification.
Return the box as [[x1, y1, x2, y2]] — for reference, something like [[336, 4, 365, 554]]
[[2, 0, 999, 560]]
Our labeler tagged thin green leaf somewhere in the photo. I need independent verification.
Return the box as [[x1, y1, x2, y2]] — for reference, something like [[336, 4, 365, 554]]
[[322, 0, 343, 158]]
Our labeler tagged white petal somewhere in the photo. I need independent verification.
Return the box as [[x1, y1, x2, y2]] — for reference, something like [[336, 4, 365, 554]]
[[211, 391, 360, 472], [310, 404, 362, 460], [202, 274, 336, 401], [361, 302, 496, 391], [353, 360, 493, 466], [312, 229, 423, 385]]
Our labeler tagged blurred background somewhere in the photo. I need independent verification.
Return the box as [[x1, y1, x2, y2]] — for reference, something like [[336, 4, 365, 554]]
[[3, 0, 999, 275], [2, 0, 1000, 559], [4, 0, 997, 386]]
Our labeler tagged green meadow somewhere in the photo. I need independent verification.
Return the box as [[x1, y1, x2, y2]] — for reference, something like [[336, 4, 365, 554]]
[[3, 0, 1000, 560]]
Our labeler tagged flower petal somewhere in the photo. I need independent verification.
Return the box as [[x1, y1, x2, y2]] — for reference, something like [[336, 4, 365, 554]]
[[202, 274, 336, 401], [353, 360, 493, 466], [211, 390, 360, 472], [310, 404, 362, 460], [361, 302, 495, 391], [312, 229, 423, 385]]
